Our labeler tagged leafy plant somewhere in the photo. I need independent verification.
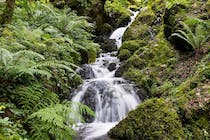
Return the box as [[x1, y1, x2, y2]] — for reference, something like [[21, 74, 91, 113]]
[[0, 48, 76, 80], [170, 21, 210, 50], [13, 84, 60, 113], [28, 101, 94, 140]]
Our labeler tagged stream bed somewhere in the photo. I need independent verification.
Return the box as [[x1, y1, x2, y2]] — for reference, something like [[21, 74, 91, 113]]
[[72, 10, 140, 140]]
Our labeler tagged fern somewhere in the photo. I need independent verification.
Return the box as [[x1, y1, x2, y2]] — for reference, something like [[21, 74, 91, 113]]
[[13, 84, 60, 113], [0, 48, 12, 66], [13, 50, 45, 60], [31, 60, 78, 74], [28, 101, 94, 140], [0, 48, 78, 79], [170, 21, 210, 49]]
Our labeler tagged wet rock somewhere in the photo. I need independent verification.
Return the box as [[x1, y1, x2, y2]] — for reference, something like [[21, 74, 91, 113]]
[[116, 14, 131, 27], [100, 23, 113, 36], [101, 39, 117, 52], [134, 87, 150, 100], [115, 63, 129, 77], [80, 81, 110, 122], [82, 86, 97, 122], [108, 63, 117, 71], [77, 64, 95, 79]]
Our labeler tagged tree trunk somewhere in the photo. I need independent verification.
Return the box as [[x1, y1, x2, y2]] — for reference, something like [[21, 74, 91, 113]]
[[0, 0, 15, 25]]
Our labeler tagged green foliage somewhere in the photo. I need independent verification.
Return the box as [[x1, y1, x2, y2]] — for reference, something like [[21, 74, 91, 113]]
[[126, 54, 146, 69], [28, 101, 94, 140], [124, 68, 153, 94], [0, 117, 25, 140], [13, 84, 60, 113], [170, 21, 210, 50], [0, 1, 98, 139], [118, 49, 131, 61], [105, 0, 132, 27], [109, 98, 185, 140], [166, 0, 189, 9], [0, 48, 76, 80], [105, 0, 130, 16], [0, 106, 27, 140], [13, 2, 99, 65], [120, 39, 146, 54]]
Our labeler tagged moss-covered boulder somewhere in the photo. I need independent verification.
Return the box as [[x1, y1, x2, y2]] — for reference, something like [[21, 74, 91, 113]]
[[123, 7, 157, 41], [104, 0, 133, 28], [123, 24, 149, 41], [108, 98, 185, 140], [119, 40, 146, 55], [136, 7, 156, 25], [100, 39, 117, 52], [124, 68, 153, 95], [118, 49, 131, 61]]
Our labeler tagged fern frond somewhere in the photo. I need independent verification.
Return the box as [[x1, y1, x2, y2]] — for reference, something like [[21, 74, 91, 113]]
[[170, 20, 210, 49], [13, 50, 45, 60], [170, 33, 194, 48], [31, 60, 77, 73], [0, 48, 13, 66], [13, 85, 59, 112], [28, 101, 94, 140], [176, 30, 195, 46], [28, 68, 52, 78]]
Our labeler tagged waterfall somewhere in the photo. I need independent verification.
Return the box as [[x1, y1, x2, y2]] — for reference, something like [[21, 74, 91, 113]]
[[110, 10, 139, 48], [72, 10, 140, 140]]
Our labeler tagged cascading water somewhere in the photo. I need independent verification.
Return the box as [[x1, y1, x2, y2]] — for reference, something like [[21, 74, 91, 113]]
[[72, 10, 140, 140]]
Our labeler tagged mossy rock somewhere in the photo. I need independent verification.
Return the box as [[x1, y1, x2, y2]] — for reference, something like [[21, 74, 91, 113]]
[[108, 98, 185, 140], [119, 40, 146, 54], [124, 68, 153, 94], [116, 13, 131, 27], [123, 7, 157, 41], [100, 23, 113, 35], [136, 7, 157, 25], [126, 55, 146, 69], [118, 49, 131, 61], [123, 24, 150, 41]]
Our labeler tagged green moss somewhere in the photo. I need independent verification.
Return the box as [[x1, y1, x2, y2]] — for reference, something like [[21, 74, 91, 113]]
[[118, 49, 131, 61], [105, 0, 131, 27], [123, 6, 157, 41], [126, 54, 146, 69], [105, 0, 130, 16], [116, 13, 131, 27], [136, 6, 156, 25], [123, 24, 149, 41], [109, 98, 185, 140], [124, 68, 153, 94], [87, 47, 97, 63], [134, 31, 175, 68], [151, 81, 175, 97], [120, 40, 146, 54]]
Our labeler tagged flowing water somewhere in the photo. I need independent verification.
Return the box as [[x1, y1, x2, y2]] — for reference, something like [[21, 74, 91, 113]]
[[72, 10, 140, 140]]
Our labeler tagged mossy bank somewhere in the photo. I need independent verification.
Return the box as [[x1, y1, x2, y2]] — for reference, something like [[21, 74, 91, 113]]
[[109, 0, 210, 139]]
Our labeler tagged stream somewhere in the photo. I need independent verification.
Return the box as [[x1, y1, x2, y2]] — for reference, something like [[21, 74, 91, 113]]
[[72, 10, 140, 140]]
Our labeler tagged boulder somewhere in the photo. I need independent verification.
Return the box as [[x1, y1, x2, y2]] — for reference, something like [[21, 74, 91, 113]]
[[108, 63, 117, 71], [77, 64, 95, 79], [108, 98, 185, 140], [101, 39, 117, 52]]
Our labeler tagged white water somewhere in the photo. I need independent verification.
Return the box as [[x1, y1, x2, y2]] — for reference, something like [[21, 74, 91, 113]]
[[110, 10, 139, 48], [72, 10, 140, 140]]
